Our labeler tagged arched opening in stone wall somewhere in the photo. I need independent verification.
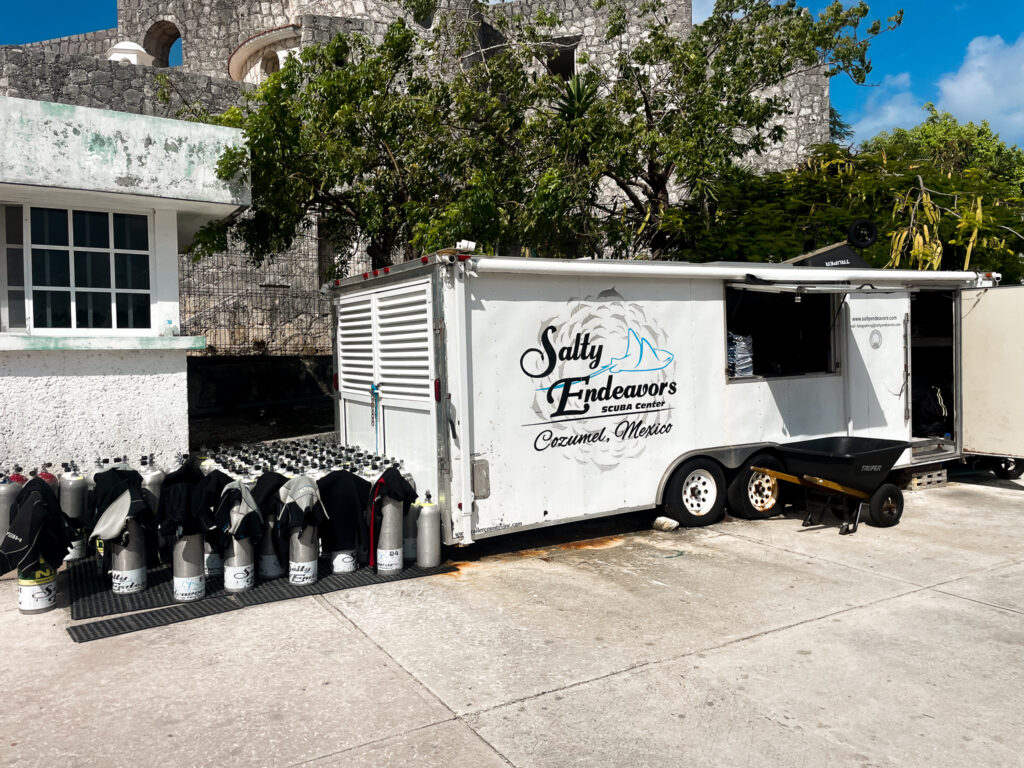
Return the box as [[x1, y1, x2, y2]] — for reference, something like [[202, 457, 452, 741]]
[[143, 21, 182, 68], [261, 52, 281, 78]]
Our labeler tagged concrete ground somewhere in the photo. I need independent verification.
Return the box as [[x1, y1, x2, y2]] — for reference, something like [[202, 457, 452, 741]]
[[1, 471, 1022, 768]]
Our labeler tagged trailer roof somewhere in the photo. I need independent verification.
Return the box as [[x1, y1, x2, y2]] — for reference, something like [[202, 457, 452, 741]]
[[469, 256, 994, 289], [327, 253, 996, 293]]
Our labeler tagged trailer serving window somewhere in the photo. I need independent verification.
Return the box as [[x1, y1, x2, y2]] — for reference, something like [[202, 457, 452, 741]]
[[725, 287, 836, 378]]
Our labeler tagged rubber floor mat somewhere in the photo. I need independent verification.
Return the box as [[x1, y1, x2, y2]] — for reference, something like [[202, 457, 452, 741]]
[[66, 562, 456, 642]]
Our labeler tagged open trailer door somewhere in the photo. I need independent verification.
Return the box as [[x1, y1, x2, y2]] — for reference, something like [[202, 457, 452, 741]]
[[960, 286, 1024, 460]]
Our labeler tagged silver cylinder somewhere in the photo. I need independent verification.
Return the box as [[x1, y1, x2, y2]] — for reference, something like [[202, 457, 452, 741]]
[[377, 497, 403, 575], [258, 515, 286, 579], [0, 482, 21, 543], [416, 502, 441, 568], [59, 472, 89, 561], [403, 503, 419, 561], [223, 537, 255, 592], [330, 549, 357, 574], [204, 540, 224, 577], [288, 525, 318, 585], [17, 559, 57, 614], [110, 519, 146, 594], [172, 534, 205, 602]]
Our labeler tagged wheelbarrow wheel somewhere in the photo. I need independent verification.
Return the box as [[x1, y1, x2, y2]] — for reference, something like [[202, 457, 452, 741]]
[[664, 458, 726, 527], [728, 453, 786, 519], [992, 457, 1024, 480], [867, 483, 903, 527]]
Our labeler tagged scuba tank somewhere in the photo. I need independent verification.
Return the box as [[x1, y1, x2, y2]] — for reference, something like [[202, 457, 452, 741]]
[[59, 463, 89, 561], [110, 519, 147, 594], [38, 463, 59, 491], [288, 525, 318, 585], [402, 473, 418, 561], [139, 455, 165, 511], [172, 534, 205, 602], [259, 512, 286, 579], [377, 495, 404, 576], [0, 471, 25, 544], [140, 455, 166, 560], [416, 491, 441, 569]]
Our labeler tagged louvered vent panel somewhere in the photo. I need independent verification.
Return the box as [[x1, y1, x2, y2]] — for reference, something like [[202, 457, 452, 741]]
[[377, 284, 432, 400], [338, 296, 375, 393]]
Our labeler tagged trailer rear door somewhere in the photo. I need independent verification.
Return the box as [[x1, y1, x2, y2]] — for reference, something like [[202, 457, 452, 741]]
[[961, 285, 1024, 459], [336, 278, 438, 482]]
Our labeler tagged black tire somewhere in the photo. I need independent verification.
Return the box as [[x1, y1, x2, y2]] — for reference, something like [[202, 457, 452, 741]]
[[728, 453, 786, 520], [992, 457, 1024, 480], [848, 219, 878, 249], [663, 458, 727, 527], [867, 483, 903, 527]]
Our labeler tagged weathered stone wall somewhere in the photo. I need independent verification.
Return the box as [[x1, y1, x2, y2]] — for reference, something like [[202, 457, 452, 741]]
[[115, 0, 293, 78], [0, 47, 245, 117], [18, 28, 123, 58]]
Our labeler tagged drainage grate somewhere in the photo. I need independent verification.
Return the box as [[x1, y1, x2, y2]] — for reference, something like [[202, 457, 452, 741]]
[[66, 562, 456, 642]]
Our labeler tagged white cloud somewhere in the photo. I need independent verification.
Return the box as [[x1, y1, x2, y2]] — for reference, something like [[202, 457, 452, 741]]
[[850, 72, 925, 142], [937, 33, 1024, 145]]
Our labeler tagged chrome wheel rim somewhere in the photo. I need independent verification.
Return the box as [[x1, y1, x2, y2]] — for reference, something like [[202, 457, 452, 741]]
[[682, 470, 717, 516], [747, 472, 778, 513]]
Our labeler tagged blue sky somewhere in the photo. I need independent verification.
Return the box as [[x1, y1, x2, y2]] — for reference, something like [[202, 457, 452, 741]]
[[2, 1, 1023, 145]]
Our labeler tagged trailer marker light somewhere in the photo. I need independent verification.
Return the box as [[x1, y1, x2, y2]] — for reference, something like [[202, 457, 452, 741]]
[[384, 267, 390, 274], [334, 279, 340, 286], [362, 273, 369, 279], [457, 254, 471, 262], [373, 270, 380, 277], [434, 379, 441, 401], [458, 503, 462, 510], [421, 256, 429, 264]]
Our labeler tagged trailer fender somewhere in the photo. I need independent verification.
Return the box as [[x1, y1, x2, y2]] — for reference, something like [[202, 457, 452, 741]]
[[656, 443, 778, 506]]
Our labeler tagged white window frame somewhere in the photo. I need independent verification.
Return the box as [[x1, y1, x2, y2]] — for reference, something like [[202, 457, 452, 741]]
[[0, 201, 157, 336]]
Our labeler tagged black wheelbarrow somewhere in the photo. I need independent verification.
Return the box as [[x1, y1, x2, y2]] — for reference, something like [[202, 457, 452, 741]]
[[753, 437, 908, 535]]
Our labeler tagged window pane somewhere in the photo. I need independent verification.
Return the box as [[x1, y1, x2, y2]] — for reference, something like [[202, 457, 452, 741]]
[[116, 292, 150, 329], [113, 214, 148, 251], [75, 252, 111, 288], [30, 208, 69, 247], [33, 290, 72, 328], [73, 211, 110, 248], [7, 290, 26, 328], [32, 249, 70, 287], [3, 206, 23, 245], [115, 253, 150, 289], [6, 247, 24, 286], [75, 291, 112, 328]]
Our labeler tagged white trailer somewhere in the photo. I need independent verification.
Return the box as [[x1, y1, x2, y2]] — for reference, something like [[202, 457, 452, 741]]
[[329, 253, 1024, 545]]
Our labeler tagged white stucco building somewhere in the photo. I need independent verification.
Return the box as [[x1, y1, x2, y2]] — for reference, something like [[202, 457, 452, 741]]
[[0, 95, 248, 470]]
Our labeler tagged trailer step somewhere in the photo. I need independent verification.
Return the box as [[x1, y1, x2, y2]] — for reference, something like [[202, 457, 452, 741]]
[[910, 468, 947, 490]]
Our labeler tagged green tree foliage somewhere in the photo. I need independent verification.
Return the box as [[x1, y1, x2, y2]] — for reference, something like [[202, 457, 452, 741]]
[[186, 0, 900, 268], [662, 107, 1024, 281]]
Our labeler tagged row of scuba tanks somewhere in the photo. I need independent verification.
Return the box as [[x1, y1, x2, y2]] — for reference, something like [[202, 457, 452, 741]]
[[0, 439, 440, 615]]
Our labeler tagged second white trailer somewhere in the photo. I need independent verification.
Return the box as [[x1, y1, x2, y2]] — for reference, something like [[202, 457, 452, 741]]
[[331, 254, 1024, 545]]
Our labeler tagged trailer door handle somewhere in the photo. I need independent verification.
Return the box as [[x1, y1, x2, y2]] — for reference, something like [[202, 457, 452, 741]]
[[447, 400, 458, 439]]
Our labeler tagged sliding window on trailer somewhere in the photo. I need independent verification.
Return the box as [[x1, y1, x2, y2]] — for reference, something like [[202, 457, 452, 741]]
[[725, 286, 838, 379]]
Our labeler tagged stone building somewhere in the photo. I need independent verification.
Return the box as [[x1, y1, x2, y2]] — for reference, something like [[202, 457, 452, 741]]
[[0, 0, 828, 417]]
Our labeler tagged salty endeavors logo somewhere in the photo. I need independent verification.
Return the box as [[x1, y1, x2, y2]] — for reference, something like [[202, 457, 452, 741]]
[[519, 291, 677, 468]]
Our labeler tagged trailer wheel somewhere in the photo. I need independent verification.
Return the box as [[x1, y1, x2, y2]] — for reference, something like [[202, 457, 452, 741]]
[[728, 454, 785, 520], [867, 483, 903, 527], [992, 458, 1024, 480], [664, 459, 726, 527]]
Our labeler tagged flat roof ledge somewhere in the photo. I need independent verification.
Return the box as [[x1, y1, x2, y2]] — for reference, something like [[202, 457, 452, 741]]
[[0, 335, 206, 352], [0, 96, 249, 208]]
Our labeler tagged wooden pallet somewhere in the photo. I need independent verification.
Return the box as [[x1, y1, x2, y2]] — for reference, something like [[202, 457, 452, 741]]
[[910, 468, 947, 490]]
